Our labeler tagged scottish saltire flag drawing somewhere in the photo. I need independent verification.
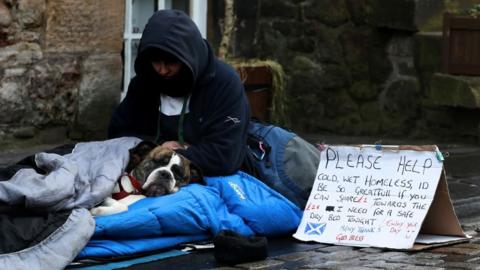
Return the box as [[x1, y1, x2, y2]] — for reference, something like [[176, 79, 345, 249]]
[[304, 223, 326, 235]]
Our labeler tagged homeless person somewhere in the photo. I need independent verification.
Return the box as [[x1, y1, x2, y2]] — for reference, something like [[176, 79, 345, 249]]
[[108, 9, 254, 177]]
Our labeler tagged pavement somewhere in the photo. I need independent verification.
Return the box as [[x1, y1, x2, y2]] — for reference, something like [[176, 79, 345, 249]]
[[2, 136, 480, 269]]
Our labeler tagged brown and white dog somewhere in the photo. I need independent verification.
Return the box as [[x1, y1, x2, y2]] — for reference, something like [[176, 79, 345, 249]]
[[90, 141, 203, 216]]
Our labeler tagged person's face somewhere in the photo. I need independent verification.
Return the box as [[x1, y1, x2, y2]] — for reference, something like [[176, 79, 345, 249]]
[[151, 59, 183, 79]]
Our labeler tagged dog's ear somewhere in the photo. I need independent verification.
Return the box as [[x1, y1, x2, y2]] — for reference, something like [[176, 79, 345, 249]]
[[135, 141, 158, 153], [189, 161, 204, 184], [126, 141, 158, 172]]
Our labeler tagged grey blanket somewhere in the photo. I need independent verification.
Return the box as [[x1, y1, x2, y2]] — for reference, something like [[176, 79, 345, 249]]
[[0, 137, 141, 210], [0, 137, 141, 270]]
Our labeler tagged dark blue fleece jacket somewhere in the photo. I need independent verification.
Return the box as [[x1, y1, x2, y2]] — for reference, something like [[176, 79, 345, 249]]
[[108, 10, 250, 176]]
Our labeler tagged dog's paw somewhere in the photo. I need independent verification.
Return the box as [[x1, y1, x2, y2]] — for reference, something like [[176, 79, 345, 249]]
[[90, 200, 128, 216], [89, 207, 101, 216]]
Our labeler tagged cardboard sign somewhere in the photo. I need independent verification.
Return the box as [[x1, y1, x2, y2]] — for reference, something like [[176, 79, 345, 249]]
[[293, 145, 467, 250]]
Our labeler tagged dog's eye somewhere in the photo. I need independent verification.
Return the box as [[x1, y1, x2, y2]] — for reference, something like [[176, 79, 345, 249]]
[[153, 156, 171, 166], [171, 165, 184, 180], [164, 156, 172, 163]]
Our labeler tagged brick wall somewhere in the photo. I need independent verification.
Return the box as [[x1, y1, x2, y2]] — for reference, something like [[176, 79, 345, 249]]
[[0, 0, 124, 147]]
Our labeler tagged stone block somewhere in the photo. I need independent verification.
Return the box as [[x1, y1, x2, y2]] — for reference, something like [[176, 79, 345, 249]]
[[432, 246, 480, 256], [0, 1, 12, 27], [327, 88, 359, 116], [366, 0, 480, 32], [285, 82, 329, 132], [72, 53, 122, 140], [303, 0, 349, 27], [365, 261, 442, 269], [334, 113, 363, 135], [386, 253, 444, 266], [349, 80, 379, 101], [4, 67, 26, 77], [27, 64, 57, 99], [467, 256, 480, 263], [274, 251, 318, 262], [339, 25, 392, 82], [45, 0, 124, 53], [366, 0, 416, 31], [416, 107, 480, 141], [15, 30, 41, 43], [234, 0, 258, 18], [294, 252, 328, 267], [255, 22, 289, 63], [300, 254, 367, 269], [13, 126, 35, 139], [18, 57, 82, 128], [271, 20, 294, 36], [37, 126, 69, 144], [287, 37, 315, 53], [369, 51, 394, 84], [260, 0, 297, 19], [0, 81, 27, 124], [377, 79, 421, 136], [359, 247, 384, 253], [0, 130, 5, 143], [0, 42, 43, 67], [18, 0, 46, 27], [359, 102, 383, 134], [366, 0, 440, 31], [443, 262, 480, 270], [398, 61, 417, 77], [286, 87, 323, 121], [452, 243, 480, 249], [387, 35, 415, 58], [291, 55, 322, 74], [0, 81, 20, 103], [382, 79, 421, 117], [412, 252, 447, 259], [345, 0, 369, 25], [428, 73, 480, 109], [236, 259, 284, 269], [448, 182, 480, 201], [414, 32, 442, 79], [320, 64, 351, 89], [313, 25, 344, 64]]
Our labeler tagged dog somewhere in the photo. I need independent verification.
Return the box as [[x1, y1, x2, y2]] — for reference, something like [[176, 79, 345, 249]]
[[90, 141, 203, 216]]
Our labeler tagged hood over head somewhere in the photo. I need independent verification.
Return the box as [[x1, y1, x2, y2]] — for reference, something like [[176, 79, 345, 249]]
[[134, 9, 215, 89]]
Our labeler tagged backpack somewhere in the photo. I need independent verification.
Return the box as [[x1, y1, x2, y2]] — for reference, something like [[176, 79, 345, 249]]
[[246, 121, 320, 209]]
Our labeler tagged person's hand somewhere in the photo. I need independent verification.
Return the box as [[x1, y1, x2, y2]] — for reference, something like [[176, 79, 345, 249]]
[[161, 141, 188, 150]]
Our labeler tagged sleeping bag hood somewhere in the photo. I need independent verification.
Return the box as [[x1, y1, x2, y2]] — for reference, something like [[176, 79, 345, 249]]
[[134, 9, 215, 89]]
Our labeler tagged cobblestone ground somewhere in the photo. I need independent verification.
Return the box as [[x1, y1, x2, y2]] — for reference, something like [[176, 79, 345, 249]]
[[3, 141, 480, 270], [213, 230, 480, 270]]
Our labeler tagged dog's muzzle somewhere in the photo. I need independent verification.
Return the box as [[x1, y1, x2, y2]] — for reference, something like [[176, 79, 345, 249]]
[[142, 168, 178, 196]]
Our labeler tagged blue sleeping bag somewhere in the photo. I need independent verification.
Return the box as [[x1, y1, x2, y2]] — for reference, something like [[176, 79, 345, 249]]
[[78, 171, 302, 258]]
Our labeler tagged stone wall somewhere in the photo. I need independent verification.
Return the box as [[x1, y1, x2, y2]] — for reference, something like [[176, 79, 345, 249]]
[[0, 0, 124, 148], [211, 0, 480, 143]]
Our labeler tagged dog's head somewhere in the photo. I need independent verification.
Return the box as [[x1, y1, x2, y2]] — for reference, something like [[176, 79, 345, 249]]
[[130, 145, 203, 197]]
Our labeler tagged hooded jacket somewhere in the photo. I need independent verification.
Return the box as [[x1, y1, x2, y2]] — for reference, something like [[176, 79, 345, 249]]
[[108, 10, 250, 176]]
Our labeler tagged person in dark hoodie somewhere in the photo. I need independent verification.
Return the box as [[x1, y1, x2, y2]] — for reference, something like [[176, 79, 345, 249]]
[[108, 10, 252, 177]]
